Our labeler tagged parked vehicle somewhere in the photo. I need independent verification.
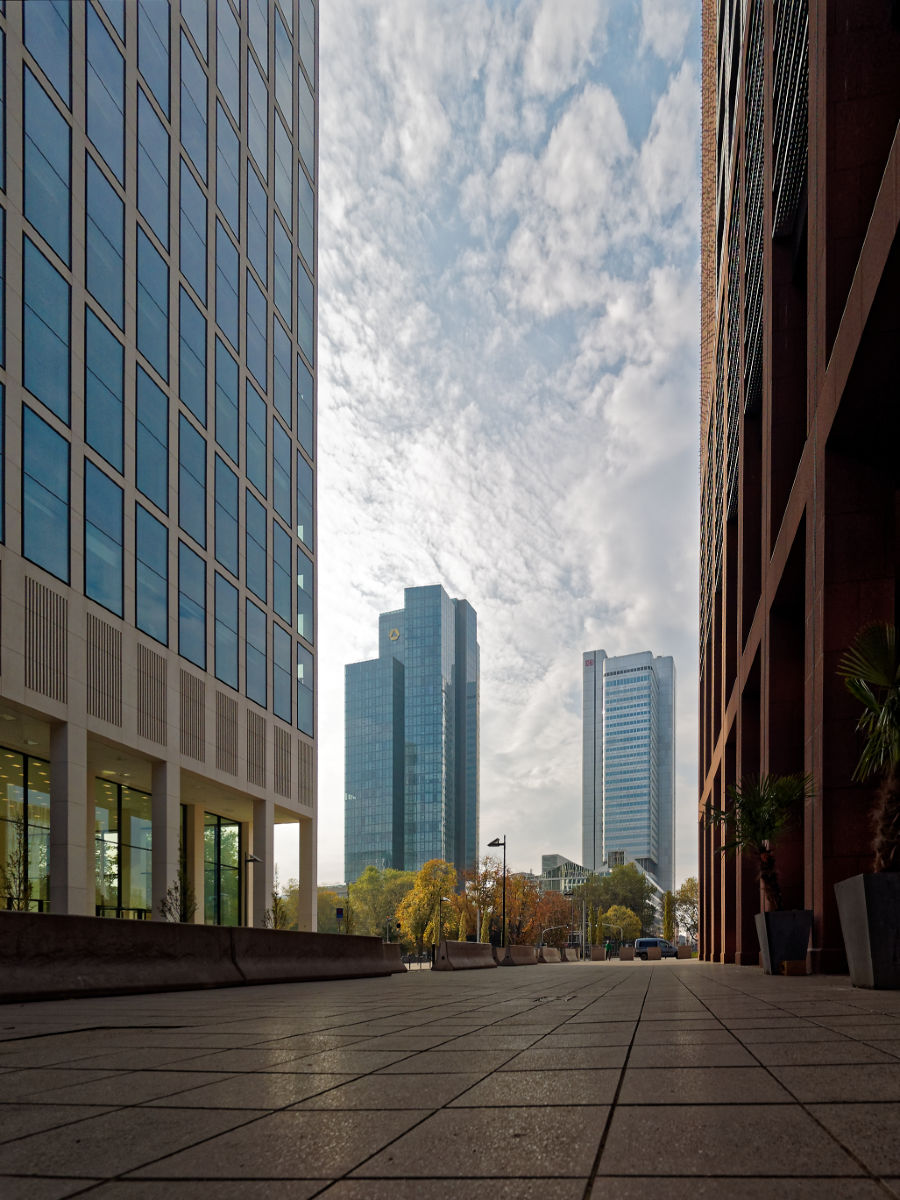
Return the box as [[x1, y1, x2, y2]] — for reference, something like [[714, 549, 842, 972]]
[[633, 937, 677, 960]]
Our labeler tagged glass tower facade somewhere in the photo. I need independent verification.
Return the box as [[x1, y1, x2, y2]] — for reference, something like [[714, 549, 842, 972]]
[[345, 585, 479, 883], [0, 0, 317, 929], [582, 650, 675, 892]]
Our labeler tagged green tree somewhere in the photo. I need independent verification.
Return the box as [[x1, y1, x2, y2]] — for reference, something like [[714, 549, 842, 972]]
[[574, 863, 656, 933], [348, 866, 416, 936], [315, 887, 344, 934], [396, 859, 458, 954], [662, 890, 676, 942], [674, 876, 699, 942], [602, 904, 641, 943]]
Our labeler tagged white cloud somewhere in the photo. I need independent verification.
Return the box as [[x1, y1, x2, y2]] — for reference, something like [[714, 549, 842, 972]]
[[639, 0, 693, 64]]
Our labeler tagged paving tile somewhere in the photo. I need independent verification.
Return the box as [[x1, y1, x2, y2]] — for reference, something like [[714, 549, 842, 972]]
[[618, 1066, 792, 1104], [737, 1026, 850, 1044], [350, 1105, 607, 1178], [597, 1105, 861, 1176], [0, 1068, 123, 1101], [0, 1103, 115, 1144], [143, 1071, 358, 1109], [158, 1048, 319, 1072], [450, 1067, 620, 1107], [342, 1033, 454, 1051], [750, 1041, 896, 1066], [0, 1178, 103, 1200], [47, 1047, 220, 1071], [588, 1179, 886, 1198], [379, 1049, 516, 1074], [88, 1185, 324, 1199], [34, 1069, 231, 1106], [627, 1043, 757, 1068], [321, 1182, 585, 1199], [500, 1047, 627, 1070], [294, 1071, 483, 1109], [0, 1107, 261, 1177], [632, 1028, 738, 1046], [535, 1030, 634, 1048], [130, 1109, 428, 1179], [771, 1063, 900, 1102], [273, 1049, 416, 1073], [810, 1103, 900, 1174]]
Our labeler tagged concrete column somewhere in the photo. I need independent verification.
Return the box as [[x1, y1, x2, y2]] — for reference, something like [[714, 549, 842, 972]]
[[251, 796, 274, 927], [151, 761, 181, 921], [49, 721, 90, 915], [187, 804, 206, 923], [298, 815, 315, 932]]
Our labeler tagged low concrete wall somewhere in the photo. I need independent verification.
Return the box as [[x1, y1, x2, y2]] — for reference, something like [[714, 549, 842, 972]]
[[561, 947, 580, 962], [676, 945, 693, 959], [538, 946, 561, 963], [646, 946, 662, 960], [619, 946, 635, 961], [382, 943, 407, 973], [497, 945, 538, 966], [0, 911, 404, 1002], [434, 940, 497, 970], [591, 946, 607, 961]]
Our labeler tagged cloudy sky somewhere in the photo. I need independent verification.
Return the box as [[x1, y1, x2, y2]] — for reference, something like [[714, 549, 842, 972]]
[[285, 0, 702, 887]]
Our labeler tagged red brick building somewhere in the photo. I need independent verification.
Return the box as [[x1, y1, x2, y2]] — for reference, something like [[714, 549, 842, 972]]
[[699, 0, 900, 970]]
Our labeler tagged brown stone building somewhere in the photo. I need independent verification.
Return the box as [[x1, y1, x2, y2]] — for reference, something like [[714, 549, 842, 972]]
[[699, 0, 900, 969]]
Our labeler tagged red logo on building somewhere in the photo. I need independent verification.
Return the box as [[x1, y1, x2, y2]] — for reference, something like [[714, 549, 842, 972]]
[[585, 659, 594, 667]]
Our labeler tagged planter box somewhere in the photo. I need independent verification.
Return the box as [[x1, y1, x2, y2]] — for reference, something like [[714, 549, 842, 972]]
[[754, 909, 812, 975], [676, 945, 693, 959], [618, 946, 635, 961], [835, 873, 900, 989], [590, 946, 607, 961]]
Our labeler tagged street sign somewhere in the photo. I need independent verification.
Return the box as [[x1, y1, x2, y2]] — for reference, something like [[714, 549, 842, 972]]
[[336, 907, 344, 919]]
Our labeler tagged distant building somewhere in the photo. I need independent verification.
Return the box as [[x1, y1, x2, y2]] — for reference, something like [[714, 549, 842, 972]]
[[582, 650, 675, 893], [539, 854, 592, 893], [344, 585, 479, 883]]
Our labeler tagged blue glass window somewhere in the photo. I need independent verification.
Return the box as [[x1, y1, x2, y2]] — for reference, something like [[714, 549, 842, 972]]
[[297, 354, 313, 456], [136, 503, 168, 644], [248, 55, 268, 174], [180, 31, 207, 180], [179, 287, 207, 424], [246, 600, 266, 708], [23, 238, 71, 423], [215, 573, 238, 689], [137, 227, 169, 379], [249, 0, 268, 74], [182, 0, 207, 60], [84, 309, 124, 472], [276, 0, 293, 32], [214, 455, 238, 575], [24, 69, 71, 264], [297, 644, 313, 735], [273, 319, 291, 427], [0, 210, 4, 369], [215, 0, 240, 123], [0, 384, 4, 540], [87, 4, 124, 182], [178, 414, 206, 546], [97, 1, 125, 41], [273, 624, 291, 722], [274, 219, 291, 326], [273, 522, 291, 623], [274, 9, 292, 119], [246, 272, 267, 389], [214, 337, 239, 463], [22, 406, 69, 582], [180, 159, 207, 301], [138, 0, 169, 116], [138, 89, 170, 247], [216, 103, 239, 233], [298, 169, 314, 272], [297, 546, 314, 642], [178, 542, 206, 668], [247, 166, 267, 284], [0, 29, 5, 193], [273, 418, 291, 524], [246, 492, 267, 602], [84, 461, 123, 616], [296, 451, 313, 549], [299, 74, 314, 179], [136, 365, 168, 511], [86, 156, 124, 327], [299, 0, 314, 85], [274, 117, 292, 224], [24, 0, 71, 108], [215, 220, 239, 349], [246, 384, 267, 496], [298, 265, 314, 365]]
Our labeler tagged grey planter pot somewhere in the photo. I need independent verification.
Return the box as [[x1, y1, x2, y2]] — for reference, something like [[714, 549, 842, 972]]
[[754, 909, 812, 975], [834, 873, 900, 989]]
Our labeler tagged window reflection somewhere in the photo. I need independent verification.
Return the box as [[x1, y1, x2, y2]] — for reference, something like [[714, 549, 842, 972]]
[[0, 750, 50, 912]]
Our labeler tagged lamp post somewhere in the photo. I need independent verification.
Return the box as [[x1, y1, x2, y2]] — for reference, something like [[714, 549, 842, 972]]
[[487, 836, 507, 947], [244, 853, 261, 926]]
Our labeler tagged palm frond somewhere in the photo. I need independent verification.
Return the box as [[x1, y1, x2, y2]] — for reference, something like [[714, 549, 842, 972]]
[[840, 623, 900, 780]]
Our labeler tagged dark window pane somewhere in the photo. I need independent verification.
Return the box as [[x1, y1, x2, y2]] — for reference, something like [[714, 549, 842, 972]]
[[298, 168, 314, 272], [297, 354, 313, 456], [214, 336, 239, 462], [248, 54, 268, 174], [137, 228, 168, 379], [246, 383, 266, 495], [297, 644, 313, 735], [274, 116, 292, 225], [298, 73, 314, 179], [178, 541, 205, 667], [216, 0, 240, 122], [246, 271, 267, 389], [180, 159, 207, 301], [138, 88, 170, 246], [138, 0, 169, 116], [24, 68, 71, 262], [273, 418, 291, 524], [22, 406, 69, 582], [216, 103, 239, 233], [84, 461, 123, 615], [249, 0, 268, 73], [215, 573, 238, 689], [136, 365, 168, 511], [24, 0, 71, 107], [274, 9, 292, 118], [179, 286, 207, 424], [97, 0, 125, 40], [23, 237, 71, 423], [299, 0, 315, 86], [87, 4, 125, 182], [273, 623, 291, 722], [297, 545, 313, 642], [274, 218, 291, 327], [298, 264, 314, 365], [246, 165, 267, 284], [180, 31, 207, 180], [273, 521, 291, 623], [215, 221, 239, 349], [246, 599, 266, 707], [181, 0, 207, 60], [136, 503, 168, 643], [214, 455, 238, 576], [178, 413, 206, 545], [86, 155, 124, 326], [296, 451, 313, 550], [246, 491, 266, 602], [84, 308, 124, 472], [273, 318, 291, 427]]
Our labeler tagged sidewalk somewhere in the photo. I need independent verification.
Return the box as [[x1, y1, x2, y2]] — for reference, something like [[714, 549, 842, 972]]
[[2, 959, 900, 1197]]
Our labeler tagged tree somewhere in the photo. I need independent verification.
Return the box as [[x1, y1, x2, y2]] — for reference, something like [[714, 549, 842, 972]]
[[838, 621, 900, 871], [662, 890, 676, 942], [158, 863, 197, 923], [395, 859, 458, 954], [535, 890, 572, 948], [574, 863, 656, 933], [674, 877, 698, 942], [1, 810, 32, 911], [314, 887, 344, 934], [602, 904, 641, 943], [348, 866, 416, 936], [706, 774, 812, 909]]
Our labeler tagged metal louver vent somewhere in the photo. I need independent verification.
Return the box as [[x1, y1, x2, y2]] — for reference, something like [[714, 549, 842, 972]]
[[773, 0, 808, 237], [744, 0, 764, 414]]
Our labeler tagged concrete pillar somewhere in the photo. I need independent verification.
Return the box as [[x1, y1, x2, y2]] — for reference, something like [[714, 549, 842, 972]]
[[49, 721, 90, 915], [251, 796, 274, 927], [298, 815, 315, 931], [187, 803, 206, 923], [151, 761, 180, 921]]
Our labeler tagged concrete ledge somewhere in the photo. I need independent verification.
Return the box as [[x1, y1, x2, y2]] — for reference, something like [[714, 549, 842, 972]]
[[561, 947, 580, 962], [0, 911, 404, 1001], [538, 946, 561, 963], [434, 940, 497, 970], [382, 943, 407, 973], [496, 944, 538, 966], [591, 946, 607, 961], [619, 946, 635, 961], [646, 946, 662, 960], [676, 945, 693, 959]]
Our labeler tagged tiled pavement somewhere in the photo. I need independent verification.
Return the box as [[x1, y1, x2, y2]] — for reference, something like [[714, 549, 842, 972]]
[[2, 960, 900, 1198]]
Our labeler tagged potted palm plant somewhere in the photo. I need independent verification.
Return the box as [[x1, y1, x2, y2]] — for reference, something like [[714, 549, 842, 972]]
[[707, 773, 813, 974], [836, 622, 900, 988]]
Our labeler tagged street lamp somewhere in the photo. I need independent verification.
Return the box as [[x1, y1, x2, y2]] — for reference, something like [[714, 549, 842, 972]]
[[487, 836, 507, 948], [245, 853, 262, 926]]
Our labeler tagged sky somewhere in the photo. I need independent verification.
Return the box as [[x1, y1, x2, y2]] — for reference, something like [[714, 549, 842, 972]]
[[280, 0, 702, 889]]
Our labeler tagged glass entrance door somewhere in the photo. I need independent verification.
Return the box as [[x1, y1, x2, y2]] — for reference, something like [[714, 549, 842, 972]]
[[203, 812, 241, 925]]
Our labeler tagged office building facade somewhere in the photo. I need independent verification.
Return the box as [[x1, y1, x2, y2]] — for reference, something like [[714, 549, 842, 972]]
[[345, 585, 479, 883], [583, 650, 675, 893], [699, 0, 900, 968], [0, 0, 317, 928]]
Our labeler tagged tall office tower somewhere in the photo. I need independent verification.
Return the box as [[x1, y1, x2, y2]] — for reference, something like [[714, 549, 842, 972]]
[[582, 650, 675, 893], [699, 0, 900, 968], [345, 585, 479, 883], [0, 0, 318, 929]]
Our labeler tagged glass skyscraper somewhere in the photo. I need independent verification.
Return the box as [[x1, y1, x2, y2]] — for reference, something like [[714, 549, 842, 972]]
[[582, 650, 675, 893], [0, 0, 317, 929], [345, 585, 479, 883]]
